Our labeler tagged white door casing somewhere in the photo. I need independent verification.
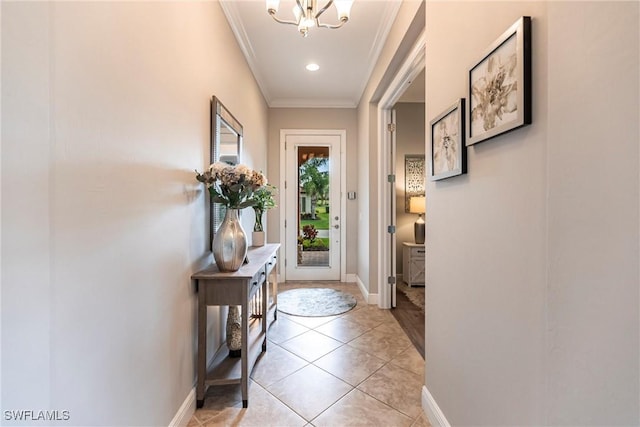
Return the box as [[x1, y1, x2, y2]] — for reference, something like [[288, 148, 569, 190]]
[[377, 31, 425, 309], [390, 109, 397, 308], [280, 130, 346, 282]]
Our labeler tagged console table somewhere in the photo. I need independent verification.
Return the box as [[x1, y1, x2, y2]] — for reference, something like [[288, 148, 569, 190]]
[[402, 242, 425, 287], [191, 243, 279, 408]]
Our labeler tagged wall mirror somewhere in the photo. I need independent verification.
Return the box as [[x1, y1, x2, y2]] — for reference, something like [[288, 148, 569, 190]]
[[210, 96, 243, 247]]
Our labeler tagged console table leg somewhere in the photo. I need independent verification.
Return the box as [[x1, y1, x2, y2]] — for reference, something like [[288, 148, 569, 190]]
[[241, 299, 249, 410], [196, 280, 207, 408]]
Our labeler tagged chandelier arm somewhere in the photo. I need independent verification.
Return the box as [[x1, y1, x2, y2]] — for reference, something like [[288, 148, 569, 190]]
[[315, 0, 334, 19], [317, 18, 348, 29], [267, 0, 350, 34], [295, 0, 306, 17], [268, 10, 301, 26]]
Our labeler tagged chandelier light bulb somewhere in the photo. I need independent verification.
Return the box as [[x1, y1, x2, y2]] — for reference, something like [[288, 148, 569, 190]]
[[266, 0, 280, 13], [306, 63, 320, 71], [334, 0, 353, 21]]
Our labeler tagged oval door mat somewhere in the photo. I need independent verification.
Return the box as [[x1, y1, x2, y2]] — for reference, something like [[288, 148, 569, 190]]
[[277, 288, 357, 317]]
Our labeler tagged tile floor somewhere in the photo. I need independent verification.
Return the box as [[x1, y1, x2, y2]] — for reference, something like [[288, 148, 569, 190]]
[[188, 281, 430, 427]]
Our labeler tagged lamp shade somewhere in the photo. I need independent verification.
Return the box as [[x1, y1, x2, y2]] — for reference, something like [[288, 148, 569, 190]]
[[409, 196, 426, 214]]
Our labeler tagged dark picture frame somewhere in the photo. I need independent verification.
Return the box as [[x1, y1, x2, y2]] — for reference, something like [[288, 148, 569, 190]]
[[430, 98, 466, 181], [468, 16, 531, 146]]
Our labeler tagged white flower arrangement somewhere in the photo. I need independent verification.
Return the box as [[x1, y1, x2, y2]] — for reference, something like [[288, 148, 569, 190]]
[[195, 162, 267, 209]]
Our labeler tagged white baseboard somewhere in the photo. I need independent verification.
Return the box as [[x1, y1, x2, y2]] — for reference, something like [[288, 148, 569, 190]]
[[169, 388, 196, 427], [356, 275, 378, 305], [345, 273, 357, 283], [356, 275, 368, 301], [422, 385, 450, 427], [369, 292, 378, 305]]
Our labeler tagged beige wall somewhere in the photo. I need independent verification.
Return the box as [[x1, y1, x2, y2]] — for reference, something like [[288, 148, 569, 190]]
[[1, 2, 268, 425], [546, 2, 639, 423], [394, 103, 425, 275], [425, 2, 639, 425], [267, 108, 358, 274], [357, 0, 425, 297]]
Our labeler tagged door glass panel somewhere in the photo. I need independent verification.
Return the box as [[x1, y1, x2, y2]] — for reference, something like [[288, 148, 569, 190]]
[[297, 146, 330, 267]]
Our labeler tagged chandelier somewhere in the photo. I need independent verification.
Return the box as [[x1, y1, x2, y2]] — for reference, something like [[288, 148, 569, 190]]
[[266, 0, 354, 37]]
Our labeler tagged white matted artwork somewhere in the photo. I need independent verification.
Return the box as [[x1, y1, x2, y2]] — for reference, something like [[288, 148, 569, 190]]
[[430, 98, 466, 181], [468, 16, 532, 145]]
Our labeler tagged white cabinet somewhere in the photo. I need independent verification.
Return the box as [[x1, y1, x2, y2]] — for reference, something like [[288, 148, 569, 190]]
[[402, 242, 425, 287]]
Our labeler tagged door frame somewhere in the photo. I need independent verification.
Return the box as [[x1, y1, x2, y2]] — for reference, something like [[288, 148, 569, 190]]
[[376, 31, 425, 309], [279, 129, 347, 282]]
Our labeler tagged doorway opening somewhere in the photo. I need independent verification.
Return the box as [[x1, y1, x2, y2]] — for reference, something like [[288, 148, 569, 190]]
[[377, 31, 426, 309], [377, 31, 426, 356]]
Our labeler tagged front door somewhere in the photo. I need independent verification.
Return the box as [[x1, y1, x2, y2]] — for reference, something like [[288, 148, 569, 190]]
[[284, 132, 342, 281]]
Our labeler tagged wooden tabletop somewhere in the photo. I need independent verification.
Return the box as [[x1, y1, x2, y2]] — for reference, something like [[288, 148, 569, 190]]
[[191, 243, 280, 280]]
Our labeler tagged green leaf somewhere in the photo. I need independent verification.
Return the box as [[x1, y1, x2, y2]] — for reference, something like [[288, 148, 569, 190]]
[[237, 200, 256, 209]]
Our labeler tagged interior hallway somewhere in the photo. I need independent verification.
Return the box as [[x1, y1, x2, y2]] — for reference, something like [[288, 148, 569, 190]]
[[188, 282, 429, 426]]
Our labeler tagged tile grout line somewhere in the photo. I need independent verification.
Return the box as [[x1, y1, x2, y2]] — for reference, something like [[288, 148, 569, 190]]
[[190, 282, 425, 426]]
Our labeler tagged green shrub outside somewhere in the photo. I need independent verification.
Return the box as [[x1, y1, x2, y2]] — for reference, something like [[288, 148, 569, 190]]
[[300, 208, 329, 230], [302, 238, 329, 251]]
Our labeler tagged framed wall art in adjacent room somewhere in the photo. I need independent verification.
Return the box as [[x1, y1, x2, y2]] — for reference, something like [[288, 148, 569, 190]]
[[404, 155, 425, 212], [430, 98, 466, 181], [468, 16, 532, 146]]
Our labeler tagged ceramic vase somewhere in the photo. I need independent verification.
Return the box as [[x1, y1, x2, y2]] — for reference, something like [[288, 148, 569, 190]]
[[212, 209, 247, 272], [252, 231, 265, 247], [226, 305, 242, 357]]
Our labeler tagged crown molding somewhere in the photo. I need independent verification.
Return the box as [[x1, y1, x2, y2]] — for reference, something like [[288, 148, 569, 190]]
[[269, 98, 357, 109], [354, 1, 402, 106], [219, 1, 273, 104]]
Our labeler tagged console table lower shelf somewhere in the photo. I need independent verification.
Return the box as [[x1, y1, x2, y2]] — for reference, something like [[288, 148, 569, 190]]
[[204, 307, 275, 388], [192, 244, 279, 409]]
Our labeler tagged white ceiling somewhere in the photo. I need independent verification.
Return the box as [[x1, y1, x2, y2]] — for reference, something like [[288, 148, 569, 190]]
[[220, 0, 403, 108]]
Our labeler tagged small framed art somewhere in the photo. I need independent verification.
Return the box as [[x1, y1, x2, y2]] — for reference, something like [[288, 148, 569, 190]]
[[404, 155, 425, 212], [468, 16, 532, 145], [430, 98, 466, 181]]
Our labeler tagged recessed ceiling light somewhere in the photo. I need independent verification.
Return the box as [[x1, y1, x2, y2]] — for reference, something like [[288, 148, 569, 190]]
[[306, 63, 320, 72]]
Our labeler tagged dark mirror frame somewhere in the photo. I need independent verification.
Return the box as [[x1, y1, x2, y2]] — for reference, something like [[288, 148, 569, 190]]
[[210, 96, 243, 248]]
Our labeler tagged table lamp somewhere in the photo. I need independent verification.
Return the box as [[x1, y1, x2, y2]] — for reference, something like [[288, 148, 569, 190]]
[[409, 196, 426, 244]]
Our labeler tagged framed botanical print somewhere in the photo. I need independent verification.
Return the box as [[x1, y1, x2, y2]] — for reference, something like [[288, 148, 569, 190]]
[[430, 98, 466, 181], [468, 16, 532, 145]]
